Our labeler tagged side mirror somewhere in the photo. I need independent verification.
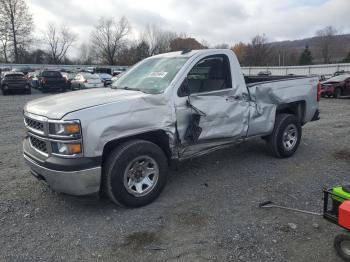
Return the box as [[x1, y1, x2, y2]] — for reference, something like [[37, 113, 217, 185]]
[[178, 77, 190, 97]]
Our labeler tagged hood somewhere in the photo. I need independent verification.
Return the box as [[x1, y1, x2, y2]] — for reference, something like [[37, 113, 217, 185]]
[[24, 88, 149, 119]]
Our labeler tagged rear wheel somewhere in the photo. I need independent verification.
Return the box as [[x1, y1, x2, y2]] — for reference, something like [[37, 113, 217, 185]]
[[1, 87, 8, 96], [334, 234, 350, 261], [266, 114, 302, 158], [334, 88, 342, 98], [103, 140, 168, 207]]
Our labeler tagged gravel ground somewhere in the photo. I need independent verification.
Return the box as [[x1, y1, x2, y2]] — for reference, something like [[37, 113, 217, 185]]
[[0, 89, 349, 262]]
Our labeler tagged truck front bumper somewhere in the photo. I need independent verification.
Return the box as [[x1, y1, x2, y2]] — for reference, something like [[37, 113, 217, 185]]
[[23, 153, 101, 196]]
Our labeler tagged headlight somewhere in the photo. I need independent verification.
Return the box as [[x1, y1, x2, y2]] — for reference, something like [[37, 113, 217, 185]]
[[49, 121, 81, 137], [51, 142, 82, 155]]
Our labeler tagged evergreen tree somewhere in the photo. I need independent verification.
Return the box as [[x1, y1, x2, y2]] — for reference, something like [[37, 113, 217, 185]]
[[299, 45, 313, 65], [343, 51, 350, 63]]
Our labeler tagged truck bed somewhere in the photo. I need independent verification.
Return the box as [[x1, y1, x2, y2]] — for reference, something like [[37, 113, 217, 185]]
[[244, 75, 307, 86], [245, 76, 319, 137]]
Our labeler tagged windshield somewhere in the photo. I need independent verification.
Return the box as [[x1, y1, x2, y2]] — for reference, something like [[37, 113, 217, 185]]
[[99, 74, 112, 79], [42, 71, 62, 78], [5, 74, 24, 79], [325, 75, 350, 83], [112, 57, 189, 94], [83, 74, 100, 79]]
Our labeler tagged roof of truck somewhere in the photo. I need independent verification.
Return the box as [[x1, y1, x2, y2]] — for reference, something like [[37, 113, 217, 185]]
[[152, 49, 232, 58]]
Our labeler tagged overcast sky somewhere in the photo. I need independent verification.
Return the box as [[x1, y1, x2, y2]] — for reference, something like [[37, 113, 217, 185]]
[[27, 0, 350, 57]]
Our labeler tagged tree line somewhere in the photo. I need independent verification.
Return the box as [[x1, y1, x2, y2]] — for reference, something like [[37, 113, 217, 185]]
[[1, 0, 350, 66]]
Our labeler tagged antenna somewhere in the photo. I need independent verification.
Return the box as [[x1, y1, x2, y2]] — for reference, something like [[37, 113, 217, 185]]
[[181, 49, 192, 55]]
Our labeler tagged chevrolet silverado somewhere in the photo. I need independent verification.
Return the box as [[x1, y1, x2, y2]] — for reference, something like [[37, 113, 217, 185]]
[[23, 49, 320, 207]]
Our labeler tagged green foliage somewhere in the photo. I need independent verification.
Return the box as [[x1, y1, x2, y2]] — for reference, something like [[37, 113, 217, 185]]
[[298, 45, 313, 65], [343, 51, 350, 63]]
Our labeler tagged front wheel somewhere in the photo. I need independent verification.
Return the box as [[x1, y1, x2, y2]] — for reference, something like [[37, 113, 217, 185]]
[[266, 114, 302, 158], [102, 140, 168, 207], [334, 234, 350, 261]]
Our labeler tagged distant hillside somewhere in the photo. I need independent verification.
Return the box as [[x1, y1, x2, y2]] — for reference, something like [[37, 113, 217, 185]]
[[270, 34, 350, 64]]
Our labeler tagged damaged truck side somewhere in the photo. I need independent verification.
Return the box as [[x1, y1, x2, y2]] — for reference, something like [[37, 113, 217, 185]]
[[23, 49, 320, 207]]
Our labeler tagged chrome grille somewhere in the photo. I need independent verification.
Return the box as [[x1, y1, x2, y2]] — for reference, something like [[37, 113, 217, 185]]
[[25, 117, 44, 132], [29, 136, 48, 154]]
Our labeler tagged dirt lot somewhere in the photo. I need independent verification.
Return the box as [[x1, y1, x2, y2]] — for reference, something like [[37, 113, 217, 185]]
[[0, 90, 349, 262]]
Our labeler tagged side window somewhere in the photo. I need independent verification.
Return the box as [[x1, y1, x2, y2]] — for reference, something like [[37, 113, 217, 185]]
[[187, 55, 232, 94]]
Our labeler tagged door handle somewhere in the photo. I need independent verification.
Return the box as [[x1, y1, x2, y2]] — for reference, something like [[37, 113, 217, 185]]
[[226, 95, 241, 101]]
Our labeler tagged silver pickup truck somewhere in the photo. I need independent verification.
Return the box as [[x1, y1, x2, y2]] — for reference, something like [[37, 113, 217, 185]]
[[23, 49, 320, 207]]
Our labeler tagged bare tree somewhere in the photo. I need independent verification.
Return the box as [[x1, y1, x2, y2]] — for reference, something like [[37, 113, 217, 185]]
[[316, 26, 338, 64], [44, 23, 77, 64], [0, 26, 10, 62], [77, 43, 94, 65], [214, 43, 230, 49], [244, 34, 272, 66], [90, 16, 130, 65], [0, 0, 33, 63], [231, 42, 248, 65], [170, 37, 204, 51], [142, 24, 178, 55], [199, 39, 210, 49]]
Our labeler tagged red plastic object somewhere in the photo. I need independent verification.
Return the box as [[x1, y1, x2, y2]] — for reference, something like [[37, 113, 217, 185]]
[[317, 82, 321, 102], [339, 201, 350, 230]]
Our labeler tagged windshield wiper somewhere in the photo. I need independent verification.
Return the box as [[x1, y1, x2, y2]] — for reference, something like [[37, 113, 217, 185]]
[[122, 86, 142, 91], [113, 85, 140, 91]]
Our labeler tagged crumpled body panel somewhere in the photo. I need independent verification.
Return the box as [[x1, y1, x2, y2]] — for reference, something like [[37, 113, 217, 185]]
[[65, 93, 176, 157], [186, 94, 249, 140], [246, 77, 319, 137]]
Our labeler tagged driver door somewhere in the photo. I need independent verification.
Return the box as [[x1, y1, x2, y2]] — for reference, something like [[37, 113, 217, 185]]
[[175, 54, 249, 158]]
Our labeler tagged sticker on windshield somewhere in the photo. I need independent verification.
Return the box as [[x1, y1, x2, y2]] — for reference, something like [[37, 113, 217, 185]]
[[148, 72, 168, 78]]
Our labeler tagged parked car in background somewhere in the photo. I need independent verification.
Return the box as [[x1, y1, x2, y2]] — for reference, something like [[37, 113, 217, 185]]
[[321, 74, 350, 98], [12, 67, 32, 75], [111, 71, 126, 83], [98, 73, 112, 87], [257, 70, 272, 76], [112, 70, 123, 77], [333, 70, 350, 76], [95, 67, 112, 75], [38, 70, 68, 93], [71, 73, 104, 90], [61, 72, 76, 89], [27, 72, 40, 89], [1, 72, 31, 95]]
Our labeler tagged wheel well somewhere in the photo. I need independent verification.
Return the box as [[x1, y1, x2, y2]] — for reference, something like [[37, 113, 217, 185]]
[[335, 87, 343, 94], [276, 101, 306, 124], [102, 130, 172, 165]]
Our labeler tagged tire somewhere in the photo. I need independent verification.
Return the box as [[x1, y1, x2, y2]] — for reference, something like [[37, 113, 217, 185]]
[[102, 140, 168, 207], [1, 88, 7, 96], [334, 234, 350, 261], [266, 113, 302, 158], [334, 88, 342, 99]]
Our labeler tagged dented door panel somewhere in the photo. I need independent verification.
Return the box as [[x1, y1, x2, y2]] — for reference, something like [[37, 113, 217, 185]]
[[174, 89, 250, 158], [187, 91, 249, 140]]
